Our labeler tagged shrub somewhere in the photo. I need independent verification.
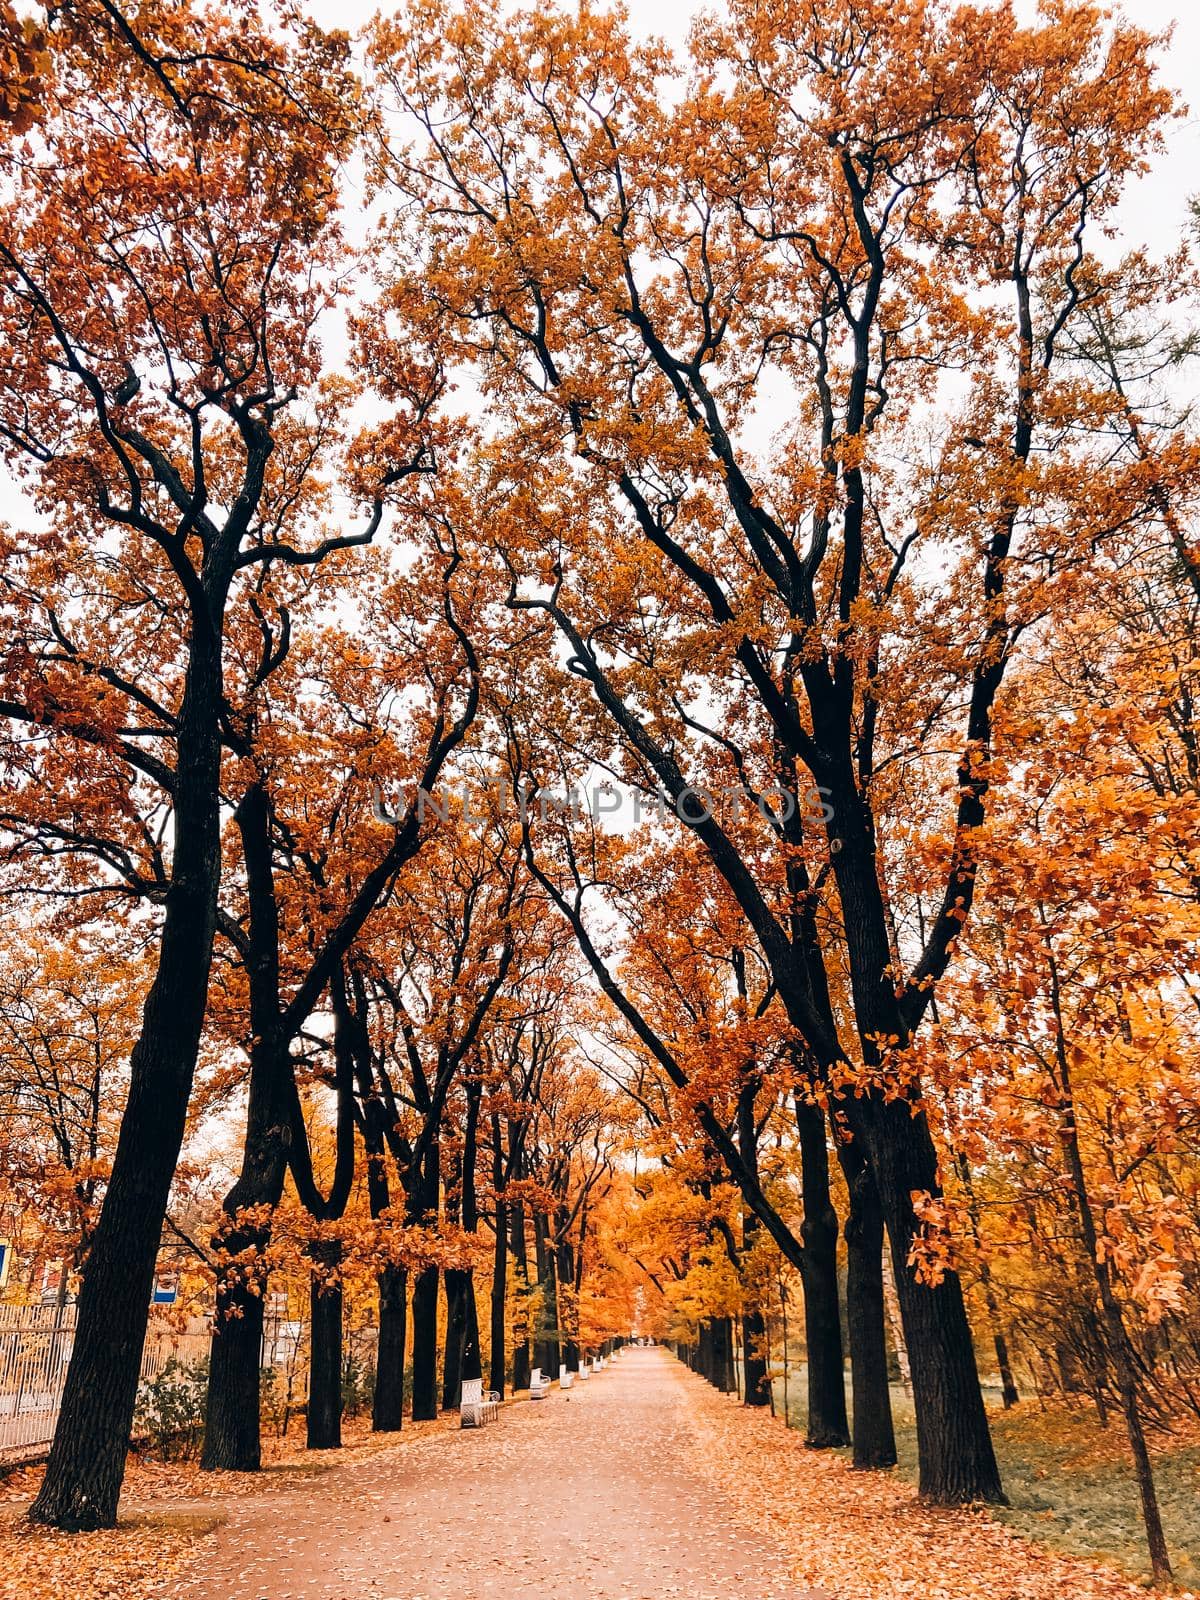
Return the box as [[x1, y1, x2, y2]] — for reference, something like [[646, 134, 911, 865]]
[[133, 1356, 210, 1460]]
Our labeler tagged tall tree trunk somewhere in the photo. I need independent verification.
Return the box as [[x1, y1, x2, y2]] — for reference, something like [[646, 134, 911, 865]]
[[409, 1123, 440, 1423], [453, 1084, 483, 1393], [735, 1073, 771, 1407], [510, 1196, 531, 1391], [31, 621, 226, 1531], [697, 1320, 715, 1385], [795, 1100, 850, 1448], [202, 784, 291, 1472], [442, 1268, 469, 1410], [441, 1142, 467, 1410], [556, 1215, 579, 1373], [713, 1316, 736, 1393], [742, 1305, 771, 1406], [856, 1093, 1002, 1502], [358, 1065, 405, 1434], [837, 1133, 897, 1469], [373, 1265, 407, 1431], [202, 1281, 266, 1471], [490, 1199, 508, 1397], [307, 1241, 343, 1450], [994, 1331, 1020, 1410], [828, 777, 1001, 1504], [533, 1209, 559, 1377], [461, 1274, 482, 1384], [410, 1265, 440, 1421]]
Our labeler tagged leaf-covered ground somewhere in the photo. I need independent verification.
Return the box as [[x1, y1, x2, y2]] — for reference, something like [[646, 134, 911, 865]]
[[2, 1351, 1193, 1598], [983, 1403, 1199, 1590], [771, 1365, 1199, 1589], [0, 1413, 454, 1599], [0, 1511, 207, 1600], [696, 1362, 1190, 1600]]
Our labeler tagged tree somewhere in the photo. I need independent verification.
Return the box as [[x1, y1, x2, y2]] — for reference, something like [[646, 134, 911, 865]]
[[369, 0, 1175, 1502], [0, 920, 147, 1291], [505, 745, 892, 1460], [0, 0, 385, 1527], [923, 556, 1200, 1583], [200, 521, 480, 1469], [0, 2, 48, 135]]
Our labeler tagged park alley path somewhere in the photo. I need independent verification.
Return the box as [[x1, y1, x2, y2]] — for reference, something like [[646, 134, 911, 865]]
[[170, 1347, 822, 1600]]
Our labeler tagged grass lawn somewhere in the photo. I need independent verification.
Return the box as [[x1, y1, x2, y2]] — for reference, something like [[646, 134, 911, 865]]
[[770, 1365, 1200, 1588]]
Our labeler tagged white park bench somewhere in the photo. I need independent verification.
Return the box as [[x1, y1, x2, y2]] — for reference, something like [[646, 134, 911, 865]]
[[459, 1376, 500, 1427], [529, 1366, 551, 1400], [578, 1358, 591, 1380], [559, 1363, 574, 1390]]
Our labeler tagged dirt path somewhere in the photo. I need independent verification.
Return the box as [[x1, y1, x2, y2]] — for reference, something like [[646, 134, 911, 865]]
[[169, 1347, 822, 1600]]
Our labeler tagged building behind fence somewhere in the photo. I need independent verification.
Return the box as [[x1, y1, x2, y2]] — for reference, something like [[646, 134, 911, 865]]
[[0, 1301, 211, 1462]]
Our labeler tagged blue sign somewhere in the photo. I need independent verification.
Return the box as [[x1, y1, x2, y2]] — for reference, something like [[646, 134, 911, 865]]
[[152, 1279, 177, 1304], [0, 1239, 10, 1290]]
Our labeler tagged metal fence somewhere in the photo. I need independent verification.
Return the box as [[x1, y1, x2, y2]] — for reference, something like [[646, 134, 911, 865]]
[[0, 1302, 205, 1461], [0, 1303, 77, 1459]]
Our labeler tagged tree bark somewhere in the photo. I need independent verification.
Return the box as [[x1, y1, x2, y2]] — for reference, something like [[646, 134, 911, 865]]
[[373, 1265, 407, 1431], [306, 1242, 344, 1450], [31, 618, 226, 1531], [455, 1085, 483, 1392], [410, 1266, 439, 1421], [442, 1268, 470, 1410], [697, 1320, 714, 1384], [713, 1316, 736, 1393], [824, 743, 1001, 1503], [510, 1197, 531, 1391], [994, 1332, 1020, 1410], [742, 1306, 771, 1406], [735, 1074, 771, 1407], [533, 1209, 559, 1377], [202, 1280, 266, 1472], [409, 1116, 440, 1422], [490, 1198, 508, 1397], [461, 1274, 482, 1383], [795, 1100, 850, 1448], [556, 1215, 579, 1373], [837, 1133, 897, 1469], [856, 1093, 1002, 1502], [202, 783, 291, 1472]]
